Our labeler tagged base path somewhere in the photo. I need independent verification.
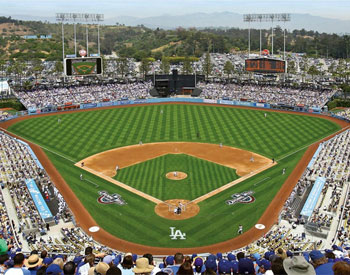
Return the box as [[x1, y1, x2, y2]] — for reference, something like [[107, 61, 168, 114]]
[[0, 103, 349, 254]]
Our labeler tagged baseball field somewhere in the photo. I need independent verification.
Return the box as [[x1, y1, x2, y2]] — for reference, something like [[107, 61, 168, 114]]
[[72, 61, 97, 75], [3, 103, 345, 253]]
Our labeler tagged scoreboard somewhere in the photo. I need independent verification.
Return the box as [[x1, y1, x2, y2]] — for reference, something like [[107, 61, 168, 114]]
[[245, 58, 286, 73], [65, 57, 103, 76]]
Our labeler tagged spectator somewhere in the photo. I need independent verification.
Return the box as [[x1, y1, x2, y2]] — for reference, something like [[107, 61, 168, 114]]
[[332, 261, 350, 275], [142, 254, 160, 275], [103, 256, 115, 268], [63, 262, 75, 275], [283, 256, 315, 275], [106, 266, 121, 275], [192, 257, 205, 275], [77, 254, 95, 275], [257, 259, 272, 275], [25, 255, 43, 275], [46, 264, 63, 275], [0, 254, 9, 275], [169, 254, 184, 275], [88, 263, 109, 275], [238, 258, 255, 275], [309, 250, 334, 274], [217, 259, 231, 275], [271, 258, 287, 275], [5, 253, 31, 275], [204, 260, 216, 273], [0, 240, 8, 257], [52, 259, 63, 271], [177, 262, 193, 275], [132, 258, 153, 275], [117, 255, 134, 275], [36, 267, 47, 275], [42, 259, 53, 268]]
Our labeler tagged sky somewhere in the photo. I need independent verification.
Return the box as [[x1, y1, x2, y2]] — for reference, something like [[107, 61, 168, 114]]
[[0, 0, 350, 21]]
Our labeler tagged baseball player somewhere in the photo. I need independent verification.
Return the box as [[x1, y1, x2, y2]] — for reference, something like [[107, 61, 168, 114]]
[[179, 202, 184, 211], [237, 224, 243, 234], [80, 174, 83, 181], [282, 168, 286, 175]]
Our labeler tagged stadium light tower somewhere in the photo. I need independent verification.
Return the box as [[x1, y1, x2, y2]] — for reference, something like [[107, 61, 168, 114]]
[[243, 13, 291, 58], [56, 13, 104, 58]]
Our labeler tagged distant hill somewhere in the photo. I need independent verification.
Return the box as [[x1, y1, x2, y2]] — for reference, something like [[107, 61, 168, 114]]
[[5, 12, 350, 34], [113, 12, 350, 34], [0, 15, 349, 61]]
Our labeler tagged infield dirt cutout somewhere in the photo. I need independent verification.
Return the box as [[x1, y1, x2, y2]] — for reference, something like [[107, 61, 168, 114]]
[[76, 142, 276, 220]]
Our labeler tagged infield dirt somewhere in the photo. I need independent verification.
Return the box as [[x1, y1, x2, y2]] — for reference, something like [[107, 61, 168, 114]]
[[77, 142, 272, 177]]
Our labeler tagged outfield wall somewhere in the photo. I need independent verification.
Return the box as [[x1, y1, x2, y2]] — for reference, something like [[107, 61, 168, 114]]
[[23, 97, 325, 116]]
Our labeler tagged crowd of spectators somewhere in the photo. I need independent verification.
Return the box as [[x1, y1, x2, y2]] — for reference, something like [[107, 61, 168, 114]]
[[0, 131, 70, 248], [12, 81, 337, 112], [198, 83, 336, 108], [334, 109, 350, 121], [0, 112, 13, 122], [306, 130, 350, 182], [1, 243, 350, 275], [280, 129, 350, 231], [13, 82, 153, 110]]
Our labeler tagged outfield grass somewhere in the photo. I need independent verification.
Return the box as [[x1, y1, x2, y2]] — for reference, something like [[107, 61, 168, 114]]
[[7, 104, 341, 247], [115, 154, 239, 201], [9, 104, 340, 161]]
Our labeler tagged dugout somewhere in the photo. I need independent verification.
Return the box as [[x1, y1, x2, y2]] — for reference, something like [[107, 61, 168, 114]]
[[147, 69, 204, 97]]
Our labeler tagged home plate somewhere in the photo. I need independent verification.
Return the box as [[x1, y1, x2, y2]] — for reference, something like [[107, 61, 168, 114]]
[[89, 226, 100, 232], [255, 224, 265, 230]]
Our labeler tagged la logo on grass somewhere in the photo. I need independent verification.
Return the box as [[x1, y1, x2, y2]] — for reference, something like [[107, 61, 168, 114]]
[[226, 190, 255, 205], [97, 191, 127, 205], [170, 227, 186, 240]]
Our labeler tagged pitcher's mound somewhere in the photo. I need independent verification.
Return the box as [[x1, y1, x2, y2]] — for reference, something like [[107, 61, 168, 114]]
[[166, 171, 187, 180], [155, 199, 200, 220]]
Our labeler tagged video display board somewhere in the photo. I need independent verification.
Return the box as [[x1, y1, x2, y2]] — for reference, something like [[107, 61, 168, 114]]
[[65, 57, 103, 76]]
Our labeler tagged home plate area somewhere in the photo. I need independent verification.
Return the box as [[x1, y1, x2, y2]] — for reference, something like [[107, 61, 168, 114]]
[[155, 199, 200, 220]]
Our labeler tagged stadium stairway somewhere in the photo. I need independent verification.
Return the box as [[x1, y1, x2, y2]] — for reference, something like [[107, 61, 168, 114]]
[[1, 187, 26, 249], [295, 185, 313, 217]]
